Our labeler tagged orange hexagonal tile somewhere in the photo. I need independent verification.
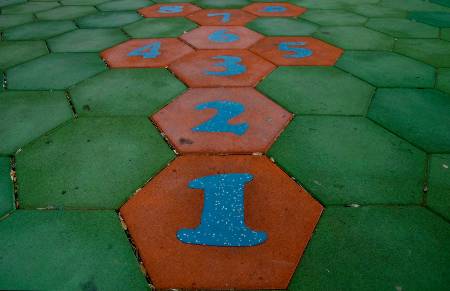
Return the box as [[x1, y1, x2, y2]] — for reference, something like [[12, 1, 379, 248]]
[[243, 2, 306, 17], [169, 50, 276, 87], [250, 36, 343, 66], [120, 155, 323, 289], [180, 26, 264, 49], [151, 87, 292, 154], [187, 9, 257, 26], [138, 3, 201, 18], [100, 38, 194, 68]]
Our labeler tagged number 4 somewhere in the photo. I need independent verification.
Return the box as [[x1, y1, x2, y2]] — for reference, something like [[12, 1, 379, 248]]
[[128, 42, 161, 59]]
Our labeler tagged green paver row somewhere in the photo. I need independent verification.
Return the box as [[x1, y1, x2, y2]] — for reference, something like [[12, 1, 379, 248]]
[[0, 157, 14, 217]]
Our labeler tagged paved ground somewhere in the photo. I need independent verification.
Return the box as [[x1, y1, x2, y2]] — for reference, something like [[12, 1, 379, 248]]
[[1, 0, 450, 290]]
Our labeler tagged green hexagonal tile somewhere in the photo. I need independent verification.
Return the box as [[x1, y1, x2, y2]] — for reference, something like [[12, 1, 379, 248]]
[[314, 26, 394, 51], [0, 210, 148, 290], [76, 11, 142, 28], [61, 0, 108, 5], [437, 68, 450, 95], [290, 206, 450, 290], [432, 0, 450, 7], [16, 117, 174, 209], [427, 154, 450, 221], [442, 28, 450, 41], [7, 53, 106, 90], [97, 0, 152, 11], [368, 88, 450, 153], [70, 69, 186, 116], [3, 21, 77, 40], [408, 11, 450, 27], [269, 116, 426, 205], [2, 1, 59, 14], [0, 91, 73, 155], [48, 29, 128, 53], [380, 0, 450, 12], [0, 157, 14, 218], [123, 17, 197, 38], [257, 67, 374, 115], [301, 10, 367, 26], [336, 51, 435, 88], [291, 0, 378, 9], [0, 14, 33, 31], [366, 18, 439, 38], [348, 4, 407, 17], [196, 0, 250, 8], [36, 6, 97, 21], [246, 18, 318, 36], [0, 0, 26, 9], [394, 39, 450, 67], [153, 0, 196, 2], [0, 41, 48, 70]]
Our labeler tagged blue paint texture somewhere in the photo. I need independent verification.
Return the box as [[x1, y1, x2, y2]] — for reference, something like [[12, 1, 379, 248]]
[[260, 5, 287, 12], [177, 173, 268, 247], [158, 5, 183, 13], [127, 41, 161, 59], [208, 29, 240, 43], [279, 41, 313, 58], [205, 55, 246, 76], [207, 12, 231, 23], [192, 100, 248, 136]]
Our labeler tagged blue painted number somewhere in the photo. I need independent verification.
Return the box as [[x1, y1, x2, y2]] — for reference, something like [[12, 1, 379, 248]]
[[279, 41, 312, 58], [158, 5, 183, 13], [205, 55, 246, 76], [207, 12, 231, 23], [128, 41, 161, 59], [208, 29, 240, 43], [192, 100, 248, 136], [260, 5, 287, 12], [177, 173, 267, 247]]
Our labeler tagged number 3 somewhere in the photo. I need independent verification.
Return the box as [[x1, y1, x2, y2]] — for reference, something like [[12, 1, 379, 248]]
[[205, 55, 246, 76]]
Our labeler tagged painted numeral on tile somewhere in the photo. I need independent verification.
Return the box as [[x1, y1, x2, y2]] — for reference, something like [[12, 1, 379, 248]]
[[260, 5, 287, 12], [177, 173, 267, 247], [158, 5, 183, 13], [278, 41, 312, 58], [192, 100, 248, 136], [208, 29, 240, 43], [205, 55, 246, 76], [128, 42, 161, 59], [207, 12, 231, 23]]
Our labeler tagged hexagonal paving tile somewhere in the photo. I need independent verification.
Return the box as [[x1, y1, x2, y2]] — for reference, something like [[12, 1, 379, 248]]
[[269, 116, 426, 205], [36, 6, 97, 21], [120, 155, 322, 289], [7, 53, 106, 90], [0, 14, 34, 30], [0, 41, 48, 70], [0, 0, 25, 9], [48, 29, 128, 53], [257, 67, 374, 115], [432, 0, 450, 8], [301, 9, 367, 26], [101, 38, 194, 68], [290, 206, 450, 290], [368, 88, 450, 153], [250, 36, 342, 66], [61, 0, 107, 5], [0, 156, 14, 218], [180, 26, 263, 49], [169, 49, 276, 87], [1, 1, 60, 14], [437, 68, 450, 95], [394, 39, 450, 67], [97, 0, 151, 11], [138, 3, 201, 17], [427, 154, 450, 221], [408, 11, 450, 27], [366, 18, 439, 38], [314, 26, 394, 50], [0, 91, 73, 155], [243, 2, 306, 17], [443, 28, 450, 41], [76, 11, 142, 28], [70, 68, 186, 116], [0, 211, 148, 290], [246, 18, 318, 36], [348, 4, 406, 17], [123, 17, 197, 38], [195, 0, 250, 9], [379, 0, 450, 12], [151, 88, 292, 154], [187, 9, 256, 26], [3, 21, 77, 40], [336, 51, 435, 88], [15, 117, 174, 209]]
